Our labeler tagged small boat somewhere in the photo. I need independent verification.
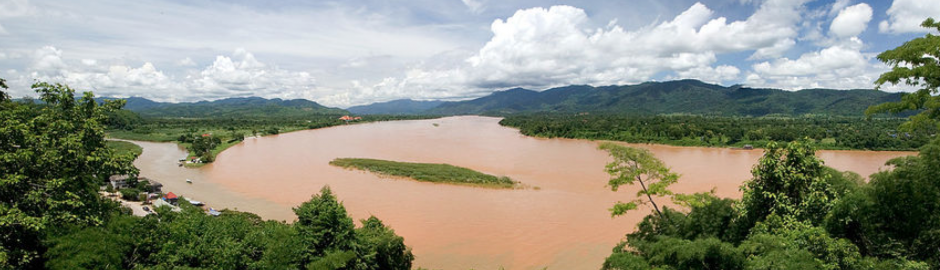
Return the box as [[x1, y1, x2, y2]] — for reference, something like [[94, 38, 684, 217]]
[[186, 179, 193, 184], [188, 200, 204, 206]]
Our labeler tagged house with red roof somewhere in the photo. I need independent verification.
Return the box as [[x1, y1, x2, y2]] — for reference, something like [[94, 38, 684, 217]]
[[163, 192, 179, 205]]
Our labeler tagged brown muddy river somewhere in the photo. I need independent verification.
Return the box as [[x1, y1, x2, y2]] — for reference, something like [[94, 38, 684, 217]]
[[132, 116, 913, 269]]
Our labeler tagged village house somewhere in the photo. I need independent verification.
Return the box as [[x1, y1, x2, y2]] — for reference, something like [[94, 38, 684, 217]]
[[109, 174, 132, 189]]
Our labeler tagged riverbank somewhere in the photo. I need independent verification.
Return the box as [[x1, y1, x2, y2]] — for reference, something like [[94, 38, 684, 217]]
[[498, 114, 931, 152], [109, 115, 441, 167], [330, 158, 518, 189]]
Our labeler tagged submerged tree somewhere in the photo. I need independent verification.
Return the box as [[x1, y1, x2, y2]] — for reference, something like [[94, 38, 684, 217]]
[[599, 142, 679, 219], [866, 18, 940, 130]]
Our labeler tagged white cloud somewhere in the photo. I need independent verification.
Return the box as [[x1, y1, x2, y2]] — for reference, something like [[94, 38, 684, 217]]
[[747, 38, 887, 90], [8, 46, 325, 102], [879, 0, 940, 33], [177, 57, 197, 67], [673, 65, 742, 84], [377, 1, 807, 101], [828, 0, 852, 17], [31, 46, 67, 76], [829, 3, 872, 38]]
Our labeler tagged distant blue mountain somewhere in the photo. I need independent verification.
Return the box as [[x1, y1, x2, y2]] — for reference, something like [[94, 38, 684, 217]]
[[346, 99, 445, 115], [95, 96, 347, 118]]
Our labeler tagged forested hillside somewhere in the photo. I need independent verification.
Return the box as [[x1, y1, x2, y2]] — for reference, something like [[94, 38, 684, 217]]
[[97, 96, 348, 118], [427, 80, 903, 116], [347, 99, 444, 115]]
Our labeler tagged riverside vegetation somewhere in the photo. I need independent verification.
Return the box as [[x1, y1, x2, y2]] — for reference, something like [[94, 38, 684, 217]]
[[500, 114, 933, 151], [330, 158, 516, 188], [599, 19, 940, 269], [0, 81, 413, 269]]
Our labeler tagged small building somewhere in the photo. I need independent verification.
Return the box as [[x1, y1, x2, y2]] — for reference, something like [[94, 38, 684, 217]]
[[163, 192, 179, 205], [109, 175, 132, 190], [146, 180, 163, 193]]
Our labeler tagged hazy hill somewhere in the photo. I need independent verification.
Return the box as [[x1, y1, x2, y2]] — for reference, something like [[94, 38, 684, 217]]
[[97, 96, 347, 118], [347, 99, 445, 115], [427, 80, 903, 116]]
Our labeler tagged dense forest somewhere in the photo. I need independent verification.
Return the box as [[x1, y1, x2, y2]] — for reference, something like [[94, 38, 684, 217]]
[[500, 114, 935, 151]]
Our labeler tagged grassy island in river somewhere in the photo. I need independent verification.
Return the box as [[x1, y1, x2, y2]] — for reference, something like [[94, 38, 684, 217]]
[[329, 158, 516, 188]]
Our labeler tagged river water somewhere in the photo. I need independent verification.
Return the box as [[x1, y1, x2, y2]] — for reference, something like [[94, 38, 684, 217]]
[[131, 116, 913, 269]]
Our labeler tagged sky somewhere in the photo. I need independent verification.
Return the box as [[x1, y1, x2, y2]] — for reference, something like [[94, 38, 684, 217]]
[[0, 0, 937, 108]]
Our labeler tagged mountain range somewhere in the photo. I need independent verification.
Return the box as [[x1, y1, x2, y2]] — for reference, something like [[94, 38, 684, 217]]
[[100, 80, 903, 117], [97, 96, 347, 118], [423, 80, 902, 116], [347, 99, 445, 115]]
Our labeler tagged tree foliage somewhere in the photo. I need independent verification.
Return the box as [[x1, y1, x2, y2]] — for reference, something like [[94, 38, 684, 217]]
[[604, 139, 937, 269], [866, 18, 940, 131], [0, 80, 414, 269], [599, 142, 679, 218], [734, 140, 837, 239], [502, 114, 932, 151], [0, 82, 136, 267], [294, 186, 357, 268]]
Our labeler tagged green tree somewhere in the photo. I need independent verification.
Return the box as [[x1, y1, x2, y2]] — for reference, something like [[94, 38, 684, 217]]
[[733, 140, 836, 240], [866, 18, 940, 131], [0, 78, 8, 102], [0, 82, 136, 267], [599, 143, 679, 219], [354, 216, 413, 270], [294, 186, 356, 269]]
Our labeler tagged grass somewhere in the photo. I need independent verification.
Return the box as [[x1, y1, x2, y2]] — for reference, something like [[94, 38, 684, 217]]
[[106, 140, 143, 157], [329, 158, 517, 188]]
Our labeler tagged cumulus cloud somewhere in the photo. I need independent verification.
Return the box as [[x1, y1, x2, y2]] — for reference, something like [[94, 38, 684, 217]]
[[747, 38, 887, 90], [7, 46, 323, 102], [879, 0, 940, 33], [189, 48, 318, 99], [829, 3, 872, 38], [672, 65, 742, 84], [350, 1, 809, 105]]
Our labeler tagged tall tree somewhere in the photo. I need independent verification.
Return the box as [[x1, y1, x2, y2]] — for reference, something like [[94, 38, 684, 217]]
[[733, 140, 836, 240], [293, 186, 357, 269], [0, 81, 137, 267], [599, 142, 679, 219], [866, 18, 940, 130], [0, 78, 8, 102]]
